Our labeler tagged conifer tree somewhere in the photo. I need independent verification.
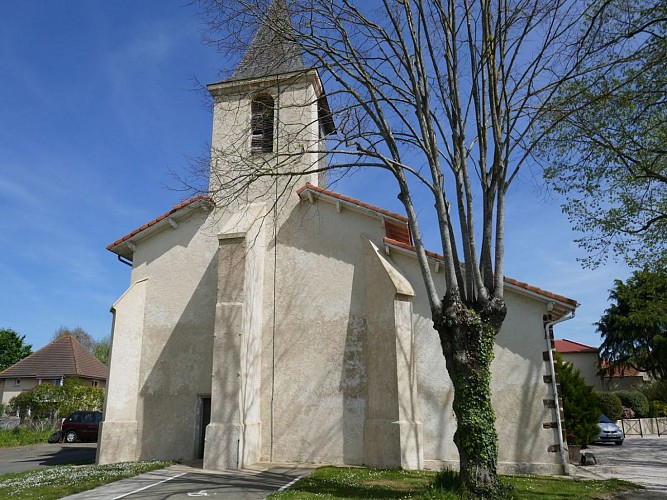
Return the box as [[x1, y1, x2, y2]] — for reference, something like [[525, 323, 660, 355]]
[[557, 354, 599, 447]]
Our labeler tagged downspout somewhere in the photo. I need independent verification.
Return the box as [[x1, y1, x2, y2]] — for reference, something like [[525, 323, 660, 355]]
[[544, 304, 576, 475], [270, 76, 281, 463]]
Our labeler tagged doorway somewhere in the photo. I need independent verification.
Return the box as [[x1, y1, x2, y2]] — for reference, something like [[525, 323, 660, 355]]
[[196, 396, 211, 459]]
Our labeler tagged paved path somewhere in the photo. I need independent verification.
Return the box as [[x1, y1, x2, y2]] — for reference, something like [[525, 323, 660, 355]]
[[0, 442, 96, 474], [62, 463, 315, 500], [572, 435, 667, 497]]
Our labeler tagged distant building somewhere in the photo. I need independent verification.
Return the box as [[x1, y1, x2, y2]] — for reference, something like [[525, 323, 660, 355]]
[[554, 339, 601, 388], [554, 339, 647, 391], [599, 359, 648, 392], [0, 334, 107, 406]]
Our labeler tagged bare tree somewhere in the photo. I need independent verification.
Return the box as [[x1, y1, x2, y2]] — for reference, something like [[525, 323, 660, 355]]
[[53, 326, 96, 352], [193, 0, 594, 493]]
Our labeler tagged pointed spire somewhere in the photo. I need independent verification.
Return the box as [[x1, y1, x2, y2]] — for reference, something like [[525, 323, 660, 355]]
[[229, 0, 306, 81]]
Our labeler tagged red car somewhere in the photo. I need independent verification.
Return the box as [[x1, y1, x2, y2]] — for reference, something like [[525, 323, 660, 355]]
[[61, 411, 103, 443]]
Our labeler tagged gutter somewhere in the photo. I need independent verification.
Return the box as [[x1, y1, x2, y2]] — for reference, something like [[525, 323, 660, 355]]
[[117, 255, 133, 267], [544, 305, 576, 475]]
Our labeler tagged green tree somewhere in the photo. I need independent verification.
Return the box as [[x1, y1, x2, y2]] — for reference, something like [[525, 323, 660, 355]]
[[597, 269, 667, 380], [0, 328, 32, 371], [538, 0, 666, 269], [557, 355, 600, 447], [93, 336, 110, 365]]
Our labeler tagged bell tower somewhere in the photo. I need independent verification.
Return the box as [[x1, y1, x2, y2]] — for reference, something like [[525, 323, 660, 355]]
[[206, 0, 335, 207], [202, 0, 335, 471]]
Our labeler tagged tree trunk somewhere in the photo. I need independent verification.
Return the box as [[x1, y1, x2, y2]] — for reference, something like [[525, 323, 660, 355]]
[[437, 296, 507, 496]]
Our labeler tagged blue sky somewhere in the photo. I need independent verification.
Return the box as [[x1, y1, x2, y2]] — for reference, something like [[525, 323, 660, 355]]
[[0, 1, 631, 351]]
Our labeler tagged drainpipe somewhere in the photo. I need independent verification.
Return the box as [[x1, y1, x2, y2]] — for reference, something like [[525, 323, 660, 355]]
[[544, 304, 576, 475]]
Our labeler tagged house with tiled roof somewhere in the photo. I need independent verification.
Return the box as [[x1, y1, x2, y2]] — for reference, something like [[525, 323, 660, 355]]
[[554, 339, 648, 391], [0, 335, 107, 406], [599, 359, 648, 391], [98, 0, 579, 476], [554, 339, 601, 389]]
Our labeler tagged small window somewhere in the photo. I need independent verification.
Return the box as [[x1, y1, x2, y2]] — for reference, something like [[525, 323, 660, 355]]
[[14, 378, 20, 387], [251, 95, 274, 154], [91, 380, 98, 387]]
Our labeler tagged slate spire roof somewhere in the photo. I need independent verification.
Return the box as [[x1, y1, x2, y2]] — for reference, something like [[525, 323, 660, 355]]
[[0, 334, 107, 380], [230, 0, 307, 81]]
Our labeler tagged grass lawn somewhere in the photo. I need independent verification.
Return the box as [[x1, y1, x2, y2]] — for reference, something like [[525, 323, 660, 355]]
[[0, 428, 52, 448], [267, 467, 639, 499], [0, 461, 173, 499]]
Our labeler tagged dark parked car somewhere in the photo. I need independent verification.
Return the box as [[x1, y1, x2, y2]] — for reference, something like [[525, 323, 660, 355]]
[[595, 414, 624, 445], [61, 411, 103, 443]]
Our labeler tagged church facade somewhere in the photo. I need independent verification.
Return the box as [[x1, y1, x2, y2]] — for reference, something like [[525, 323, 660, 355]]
[[98, 3, 577, 475]]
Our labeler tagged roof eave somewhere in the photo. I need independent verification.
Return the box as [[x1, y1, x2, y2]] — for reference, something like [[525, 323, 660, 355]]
[[107, 197, 214, 260], [381, 238, 578, 317], [298, 184, 408, 223], [208, 68, 321, 96]]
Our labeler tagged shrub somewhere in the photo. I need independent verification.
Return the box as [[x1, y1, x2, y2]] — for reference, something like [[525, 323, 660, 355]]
[[650, 400, 667, 417], [615, 390, 650, 418], [594, 392, 623, 421], [641, 380, 667, 403], [557, 354, 600, 447], [9, 378, 104, 423]]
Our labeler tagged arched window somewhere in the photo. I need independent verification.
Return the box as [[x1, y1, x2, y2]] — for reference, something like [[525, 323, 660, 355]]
[[251, 95, 274, 154]]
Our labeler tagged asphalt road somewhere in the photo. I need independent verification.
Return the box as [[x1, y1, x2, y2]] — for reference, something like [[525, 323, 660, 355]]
[[575, 435, 667, 496], [0, 442, 97, 474]]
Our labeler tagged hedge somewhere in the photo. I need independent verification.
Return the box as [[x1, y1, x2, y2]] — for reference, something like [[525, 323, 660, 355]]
[[594, 392, 622, 421], [614, 390, 650, 418]]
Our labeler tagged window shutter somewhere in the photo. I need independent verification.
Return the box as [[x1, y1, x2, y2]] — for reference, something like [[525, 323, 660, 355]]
[[251, 95, 274, 154]]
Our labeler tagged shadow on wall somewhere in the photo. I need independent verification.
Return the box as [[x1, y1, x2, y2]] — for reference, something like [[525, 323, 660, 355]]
[[415, 327, 455, 463], [493, 300, 554, 469], [137, 256, 217, 462], [267, 203, 372, 465]]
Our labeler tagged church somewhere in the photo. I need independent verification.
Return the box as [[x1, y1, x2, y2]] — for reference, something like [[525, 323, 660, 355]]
[[97, 1, 578, 475]]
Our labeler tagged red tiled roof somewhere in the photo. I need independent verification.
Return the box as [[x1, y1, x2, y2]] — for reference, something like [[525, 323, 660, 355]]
[[297, 184, 408, 222], [503, 277, 578, 308], [600, 359, 642, 378], [107, 195, 213, 250], [0, 335, 107, 380], [384, 237, 578, 308], [554, 339, 598, 353]]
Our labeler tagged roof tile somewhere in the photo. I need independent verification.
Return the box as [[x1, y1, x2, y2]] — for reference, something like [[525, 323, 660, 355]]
[[554, 339, 598, 353], [0, 335, 107, 380]]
